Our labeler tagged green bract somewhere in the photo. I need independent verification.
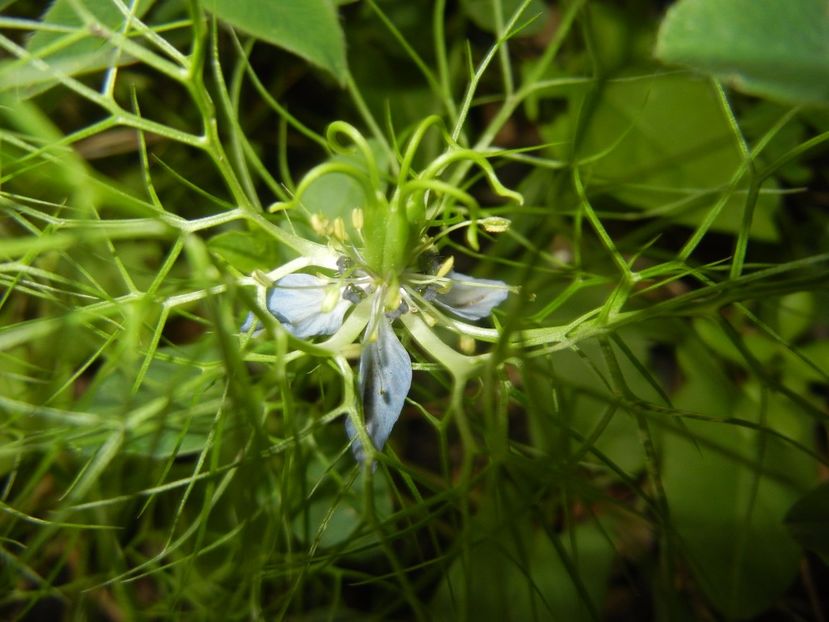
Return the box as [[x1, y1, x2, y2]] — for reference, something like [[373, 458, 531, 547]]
[[270, 117, 523, 277]]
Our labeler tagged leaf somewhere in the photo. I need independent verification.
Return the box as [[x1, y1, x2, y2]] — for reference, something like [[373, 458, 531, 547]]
[[692, 317, 777, 368], [655, 0, 829, 105], [662, 338, 816, 619], [430, 518, 615, 621], [0, 0, 157, 94], [785, 482, 829, 564], [203, 0, 348, 83], [208, 229, 284, 273], [545, 73, 779, 239], [291, 466, 392, 549], [299, 138, 389, 241], [549, 334, 666, 477], [82, 343, 221, 458]]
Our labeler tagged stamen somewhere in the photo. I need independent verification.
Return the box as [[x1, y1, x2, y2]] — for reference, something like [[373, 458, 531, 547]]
[[436, 255, 455, 278], [343, 283, 366, 304], [310, 213, 330, 236], [459, 334, 476, 354], [384, 285, 402, 311], [481, 216, 511, 232], [321, 285, 341, 312], [351, 208, 364, 230], [385, 298, 409, 321], [336, 255, 352, 275], [332, 217, 346, 241], [420, 284, 439, 301]]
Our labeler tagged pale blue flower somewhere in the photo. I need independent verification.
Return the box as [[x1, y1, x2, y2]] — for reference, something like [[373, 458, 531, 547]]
[[432, 271, 508, 320], [243, 260, 508, 464], [263, 273, 352, 338]]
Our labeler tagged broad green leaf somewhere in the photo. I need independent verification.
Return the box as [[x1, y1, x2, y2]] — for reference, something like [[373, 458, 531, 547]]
[[655, 0, 829, 105], [692, 317, 777, 368], [574, 2, 655, 75], [291, 467, 392, 549], [81, 343, 221, 458], [430, 519, 615, 621], [549, 336, 667, 476], [203, 0, 348, 83], [544, 73, 779, 239], [301, 166, 366, 233], [0, 0, 157, 94], [299, 138, 389, 240], [785, 482, 829, 564], [740, 102, 813, 185], [663, 338, 816, 619], [27, 0, 154, 52], [208, 228, 285, 274]]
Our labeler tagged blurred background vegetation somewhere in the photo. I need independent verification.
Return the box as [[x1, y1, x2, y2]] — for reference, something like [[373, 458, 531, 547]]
[[0, 0, 828, 620]]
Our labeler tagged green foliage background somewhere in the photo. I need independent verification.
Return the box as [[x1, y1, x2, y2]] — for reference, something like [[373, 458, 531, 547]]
[[1, 0, 828, 619]]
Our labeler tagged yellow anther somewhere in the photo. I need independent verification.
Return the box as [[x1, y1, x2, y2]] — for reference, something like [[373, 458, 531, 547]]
[[436, 255, 454, 278], [321, 285, 340, 312], [481, 216, 511, 233], [384, 286, 402, 311], [459, 334, 476, 354], [351, 208, 364, 230], [332, 217, 346, 241], [310, 213, 330, 236]]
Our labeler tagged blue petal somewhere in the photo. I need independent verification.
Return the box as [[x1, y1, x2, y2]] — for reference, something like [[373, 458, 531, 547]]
[[434, 271, 508, 321], [345, 318, 412, 463], [266, 273, 350, 338], [240, 311, 257, 333]]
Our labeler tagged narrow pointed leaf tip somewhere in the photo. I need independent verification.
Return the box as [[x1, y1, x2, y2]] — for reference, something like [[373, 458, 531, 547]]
[[203, 0, 348, 82], [346, 318, 412, 463], [265, 273, 350, 338], [435, 271, 509, 321]]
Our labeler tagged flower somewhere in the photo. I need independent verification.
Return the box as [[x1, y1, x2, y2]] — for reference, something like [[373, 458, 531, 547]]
[[237, 119, 523, 465], [242, 256, 509, 464]]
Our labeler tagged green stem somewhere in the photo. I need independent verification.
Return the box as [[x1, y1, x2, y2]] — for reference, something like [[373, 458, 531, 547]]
[[345, 72, 396, 175], [185, 10, 251, 210]]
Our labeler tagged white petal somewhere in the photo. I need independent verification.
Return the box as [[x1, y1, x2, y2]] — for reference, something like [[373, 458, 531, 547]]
[[267, 273, 350, 338], [434, 271, 508, 321], [345, 318, 412, 463]]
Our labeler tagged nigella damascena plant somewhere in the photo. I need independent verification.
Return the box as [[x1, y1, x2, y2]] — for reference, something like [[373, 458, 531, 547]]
[[240, 118, 522, 466]]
